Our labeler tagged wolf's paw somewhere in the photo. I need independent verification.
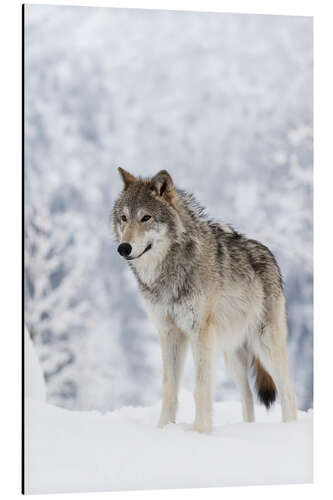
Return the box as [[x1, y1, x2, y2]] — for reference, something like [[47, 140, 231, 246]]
[[282, 413, 298, 423], [192, 419, 212, 434], [157, 415, 175, 429]]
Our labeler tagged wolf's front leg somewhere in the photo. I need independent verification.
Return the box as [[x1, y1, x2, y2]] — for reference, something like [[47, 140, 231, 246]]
[[191, 326, 216, 434], [158, 328, 188, 428]]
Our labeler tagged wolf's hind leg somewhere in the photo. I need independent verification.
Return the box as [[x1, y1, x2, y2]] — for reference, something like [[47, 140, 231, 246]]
[[158, 328, 188, 428], [224, 347, 255, 422], [254, 297, 297, 422]]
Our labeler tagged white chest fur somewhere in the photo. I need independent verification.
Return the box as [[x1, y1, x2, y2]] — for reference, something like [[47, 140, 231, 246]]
[[143, 296, 201, 338]]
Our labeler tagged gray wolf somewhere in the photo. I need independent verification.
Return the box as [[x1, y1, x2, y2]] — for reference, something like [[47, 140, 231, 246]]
[[111, 168, 297, 433]]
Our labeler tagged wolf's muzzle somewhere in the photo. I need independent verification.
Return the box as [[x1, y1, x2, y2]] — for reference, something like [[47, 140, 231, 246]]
[[118, 242, 132, 258]]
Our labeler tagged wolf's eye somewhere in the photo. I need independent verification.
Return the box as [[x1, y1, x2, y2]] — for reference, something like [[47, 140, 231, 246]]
[[121, 215, 127, 222], [141, 215, 151, 222]]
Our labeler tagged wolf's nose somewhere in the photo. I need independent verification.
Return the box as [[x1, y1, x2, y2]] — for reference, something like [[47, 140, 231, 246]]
[[118, 243, 132, 258]]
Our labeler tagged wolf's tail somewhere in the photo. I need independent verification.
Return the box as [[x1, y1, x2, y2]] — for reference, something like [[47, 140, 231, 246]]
[[253, 357, 277, 409]]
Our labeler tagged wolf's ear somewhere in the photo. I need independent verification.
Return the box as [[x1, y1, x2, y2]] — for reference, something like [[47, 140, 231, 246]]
[[150, 170, 174, 198], [118, 167, 136, 189]]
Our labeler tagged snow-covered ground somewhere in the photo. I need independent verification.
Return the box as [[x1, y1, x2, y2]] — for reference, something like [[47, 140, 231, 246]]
[[25, 392, 313, 494], [24, 331, 313, 494]]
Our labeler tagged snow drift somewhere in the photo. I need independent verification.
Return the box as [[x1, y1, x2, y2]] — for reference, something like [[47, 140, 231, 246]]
[[25, 391, 313, 494], [24, 328, 46, 403]]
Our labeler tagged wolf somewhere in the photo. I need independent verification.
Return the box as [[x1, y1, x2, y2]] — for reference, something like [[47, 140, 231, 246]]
[[111, 168, 297, 433]]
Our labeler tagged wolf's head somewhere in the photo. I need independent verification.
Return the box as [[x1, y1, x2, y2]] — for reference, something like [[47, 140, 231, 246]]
[[111, 169, 185, 264]]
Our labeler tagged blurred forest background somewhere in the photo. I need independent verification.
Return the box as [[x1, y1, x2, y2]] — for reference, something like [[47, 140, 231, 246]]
[[24, 6, 313, 411]]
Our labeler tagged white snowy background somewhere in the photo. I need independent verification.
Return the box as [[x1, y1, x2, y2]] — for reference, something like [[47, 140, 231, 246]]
[[24, 5, 313, 415]]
